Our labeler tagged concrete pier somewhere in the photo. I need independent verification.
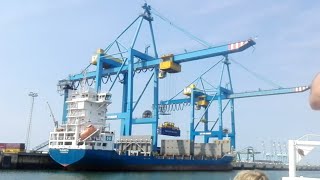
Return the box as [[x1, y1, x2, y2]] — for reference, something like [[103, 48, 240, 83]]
[[233, 161, 320, 171], [0, 152, 61, 170]]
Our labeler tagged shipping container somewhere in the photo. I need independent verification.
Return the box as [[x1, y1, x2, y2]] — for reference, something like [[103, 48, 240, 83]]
[[213, 140, 223, 158], [157, 122, 181, 137], [117, 136, 153, 156], [160, 140, 194, 156], [0, 143, 25, 150], [221, 139, 231, 154], [2, 148, 24, 153], [194, 143, 222, 158], [157, 128, 180, 137]]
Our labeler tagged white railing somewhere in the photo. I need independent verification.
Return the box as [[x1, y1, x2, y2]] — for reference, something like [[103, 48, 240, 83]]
[[282, 134, 320, 180]]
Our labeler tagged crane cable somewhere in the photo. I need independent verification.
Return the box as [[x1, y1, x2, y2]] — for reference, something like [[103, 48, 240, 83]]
[[86, 79, 94, 86], [230, 58, 282, 88], [159, 103, 186, 113], [73, 81, 80, 89], [158, 57, 224, 113], [167, 58, 224, 101], [102, 75, 110, 84], [151, 8, 212, 48], [80, 63, 92, 75]]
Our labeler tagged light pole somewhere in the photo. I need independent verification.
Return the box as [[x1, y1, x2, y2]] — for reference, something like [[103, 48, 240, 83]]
[[25, 92, 38, 151]]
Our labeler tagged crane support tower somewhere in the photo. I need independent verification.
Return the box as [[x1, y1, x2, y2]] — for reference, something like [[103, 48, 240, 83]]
[[57, 4, 309, 150], [25, 92, 38, 151]]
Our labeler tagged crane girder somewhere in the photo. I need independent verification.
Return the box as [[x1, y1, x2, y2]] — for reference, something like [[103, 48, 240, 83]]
[[159, 86, 310, 105], [228, 86, 310, 99], [66, 39, 256, 82]]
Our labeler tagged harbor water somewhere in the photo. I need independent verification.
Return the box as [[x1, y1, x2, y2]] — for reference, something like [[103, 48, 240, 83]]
[[2, 170, 320, 180]]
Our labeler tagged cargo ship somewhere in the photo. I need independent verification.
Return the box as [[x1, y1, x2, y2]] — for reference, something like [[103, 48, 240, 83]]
[[48, 88, 234, 171]]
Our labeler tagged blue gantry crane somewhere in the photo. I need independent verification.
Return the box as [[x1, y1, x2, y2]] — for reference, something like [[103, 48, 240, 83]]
[[159, 73, 309, 148], [57, 4, 309, 150]]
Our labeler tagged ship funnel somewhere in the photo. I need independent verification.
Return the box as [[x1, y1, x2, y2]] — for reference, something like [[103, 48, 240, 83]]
[[309, 73, 320, 110]]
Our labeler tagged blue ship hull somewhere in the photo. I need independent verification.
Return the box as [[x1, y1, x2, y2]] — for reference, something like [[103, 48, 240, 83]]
[[49, 149, 233, 171]]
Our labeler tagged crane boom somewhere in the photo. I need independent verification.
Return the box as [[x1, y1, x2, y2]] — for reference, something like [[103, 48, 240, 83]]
[[47, 102, 58, 128], [158, 84, 310, 148], [159, 86, 310, 105], [228, 86, 310, 99], [62, 39, 256, 82]]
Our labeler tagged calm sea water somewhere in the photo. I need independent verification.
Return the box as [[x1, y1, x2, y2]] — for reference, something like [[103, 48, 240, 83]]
[[1, 170, 320, 180]]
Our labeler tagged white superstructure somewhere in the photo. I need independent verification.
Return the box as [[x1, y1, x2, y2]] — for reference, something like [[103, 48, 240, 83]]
[[49, 88, 114, 151], [282, 134, 320, 180]]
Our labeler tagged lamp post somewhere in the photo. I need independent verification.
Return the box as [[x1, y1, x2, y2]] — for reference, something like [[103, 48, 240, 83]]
[[25, 92, 38, 151]]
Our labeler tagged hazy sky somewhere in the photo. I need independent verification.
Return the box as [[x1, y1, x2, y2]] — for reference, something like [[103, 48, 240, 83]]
[[1, 0, 320, 162]]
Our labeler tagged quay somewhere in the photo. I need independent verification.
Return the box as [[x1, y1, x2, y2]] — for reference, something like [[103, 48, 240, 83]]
[[233, 162, 320, 171], [1, 152, 320, 171], [0, 152, 61, 170]]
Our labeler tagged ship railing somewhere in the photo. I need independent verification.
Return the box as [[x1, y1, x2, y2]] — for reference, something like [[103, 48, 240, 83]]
[[117, 150, 152, 157], [66, 97, 87, 101], [154, 154, 193, 160], [154, 154, 226, 161], [101, 131, 114, 134], [54, 128, 65, 132], [67, 113, 86, 117]]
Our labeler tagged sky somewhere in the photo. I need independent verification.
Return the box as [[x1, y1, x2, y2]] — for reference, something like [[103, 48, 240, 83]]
[[1, 0, 320, 163]]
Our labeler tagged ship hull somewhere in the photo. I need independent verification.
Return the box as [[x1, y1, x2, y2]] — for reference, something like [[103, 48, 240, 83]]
[[49, 149, 233, 171]]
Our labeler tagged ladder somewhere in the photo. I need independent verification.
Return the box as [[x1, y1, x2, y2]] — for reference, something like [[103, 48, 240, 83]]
[[30, 140, 49, 152]]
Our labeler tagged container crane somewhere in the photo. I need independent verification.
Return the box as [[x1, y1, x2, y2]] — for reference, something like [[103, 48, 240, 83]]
[[56, 3, 310, 150], [236, 146, 261, 162], [160, 82, 309, 148]]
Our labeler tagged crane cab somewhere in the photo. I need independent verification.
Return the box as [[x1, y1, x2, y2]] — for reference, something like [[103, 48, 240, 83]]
[[197, 95, 208, 107], [159, 54, 181, 75], [91, 48, 122, 69]]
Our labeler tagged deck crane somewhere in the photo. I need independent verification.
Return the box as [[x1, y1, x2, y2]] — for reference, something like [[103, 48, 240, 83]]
[[30, 102, 58, 152], [56, 3, 309, 150], [46, 101, 58, 128]]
